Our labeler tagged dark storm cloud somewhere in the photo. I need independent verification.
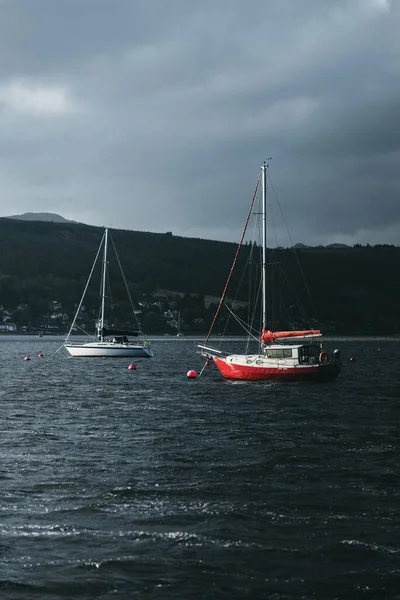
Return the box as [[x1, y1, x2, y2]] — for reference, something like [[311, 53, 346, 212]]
[[0, 0, 398, 245]]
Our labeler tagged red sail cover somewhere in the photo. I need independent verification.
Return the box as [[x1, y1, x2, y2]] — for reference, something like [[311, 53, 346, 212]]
[[261, 329, 321, 343]]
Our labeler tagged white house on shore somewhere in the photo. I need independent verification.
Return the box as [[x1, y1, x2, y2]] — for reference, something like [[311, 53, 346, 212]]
[[0, 322, 17, 332]]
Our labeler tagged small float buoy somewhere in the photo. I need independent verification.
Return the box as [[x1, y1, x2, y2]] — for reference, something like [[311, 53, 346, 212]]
[[39, 352, 44, 357], [187, 369, 197, 379], [350, 356, 356, 362], [128, 363, 136, 370], [24, 355, 31, 361], [206, 360, 211, 367]]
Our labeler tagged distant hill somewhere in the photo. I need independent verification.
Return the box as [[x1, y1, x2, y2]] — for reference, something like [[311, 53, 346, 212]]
[[6, 212, 74, 223], [294, 242, 350, 249], [0, 217, 398, 335]]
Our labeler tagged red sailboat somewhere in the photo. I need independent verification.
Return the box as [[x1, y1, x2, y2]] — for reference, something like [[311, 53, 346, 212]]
[[198, 162, 341, 382]]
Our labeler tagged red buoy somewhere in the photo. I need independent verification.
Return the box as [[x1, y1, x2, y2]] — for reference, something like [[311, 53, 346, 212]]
[[24, 355, 31, 361], [350, 356, 356, 362], [39, 352, 44, 357], [206, 360, 211, 367], [187, 369, 197, 379], [128, 363, 136, 370]]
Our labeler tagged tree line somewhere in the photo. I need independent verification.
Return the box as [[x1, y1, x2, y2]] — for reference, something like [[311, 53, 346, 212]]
[[0, 218, 399, 335]]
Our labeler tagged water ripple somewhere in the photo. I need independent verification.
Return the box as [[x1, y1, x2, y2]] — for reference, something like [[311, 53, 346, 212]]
[[0, 337, 399, 599]]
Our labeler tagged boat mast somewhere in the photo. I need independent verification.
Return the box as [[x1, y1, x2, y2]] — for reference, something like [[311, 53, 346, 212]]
[[100, 228, 109, 341], [261, 162, 267, 333]]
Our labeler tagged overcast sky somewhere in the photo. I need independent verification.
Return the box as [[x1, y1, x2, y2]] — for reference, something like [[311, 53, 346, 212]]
[[0, 0, 398, 246]]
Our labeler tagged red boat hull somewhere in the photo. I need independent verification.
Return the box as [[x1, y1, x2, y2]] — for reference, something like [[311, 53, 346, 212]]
[[213, 357, 340, 382]]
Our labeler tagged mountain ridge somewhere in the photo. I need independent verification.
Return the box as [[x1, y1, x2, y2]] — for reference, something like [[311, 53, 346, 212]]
[[6, 212, 351, 248], [6, 212, 76, 223]]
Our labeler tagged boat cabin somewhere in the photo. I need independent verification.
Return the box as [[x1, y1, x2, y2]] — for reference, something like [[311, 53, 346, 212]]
[[264, 343, 320, 365], [112, 336, 129, 344]]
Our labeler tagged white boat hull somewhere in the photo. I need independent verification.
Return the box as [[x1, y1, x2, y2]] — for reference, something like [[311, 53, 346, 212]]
[[64, 342, 154, 358]]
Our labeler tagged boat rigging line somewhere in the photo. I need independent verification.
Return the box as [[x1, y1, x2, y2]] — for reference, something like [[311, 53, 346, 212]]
[[198, 173, 261, 378], [64, 231, 105, 344]]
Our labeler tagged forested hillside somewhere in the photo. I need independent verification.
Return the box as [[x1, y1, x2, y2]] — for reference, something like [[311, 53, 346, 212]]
[[0, 217, 399, 335]]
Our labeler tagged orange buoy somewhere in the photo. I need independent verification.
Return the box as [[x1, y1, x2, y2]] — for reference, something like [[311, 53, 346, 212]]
[[24, 355, 31, 361], [187, 369, 197, 379]]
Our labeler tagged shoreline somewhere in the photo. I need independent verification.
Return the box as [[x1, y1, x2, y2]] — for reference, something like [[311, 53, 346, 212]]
[[1, 333, 399, 343]]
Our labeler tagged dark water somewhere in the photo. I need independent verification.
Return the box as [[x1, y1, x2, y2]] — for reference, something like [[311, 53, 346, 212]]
[[0, 336, 399, 600]]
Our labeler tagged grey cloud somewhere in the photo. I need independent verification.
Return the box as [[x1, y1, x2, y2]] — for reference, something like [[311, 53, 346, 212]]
[[0, 0, 399, 246]]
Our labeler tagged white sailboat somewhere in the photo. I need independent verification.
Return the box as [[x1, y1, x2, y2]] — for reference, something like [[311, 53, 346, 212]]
[[198, 162, 340, 382], [64, 228, 153, 358]]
